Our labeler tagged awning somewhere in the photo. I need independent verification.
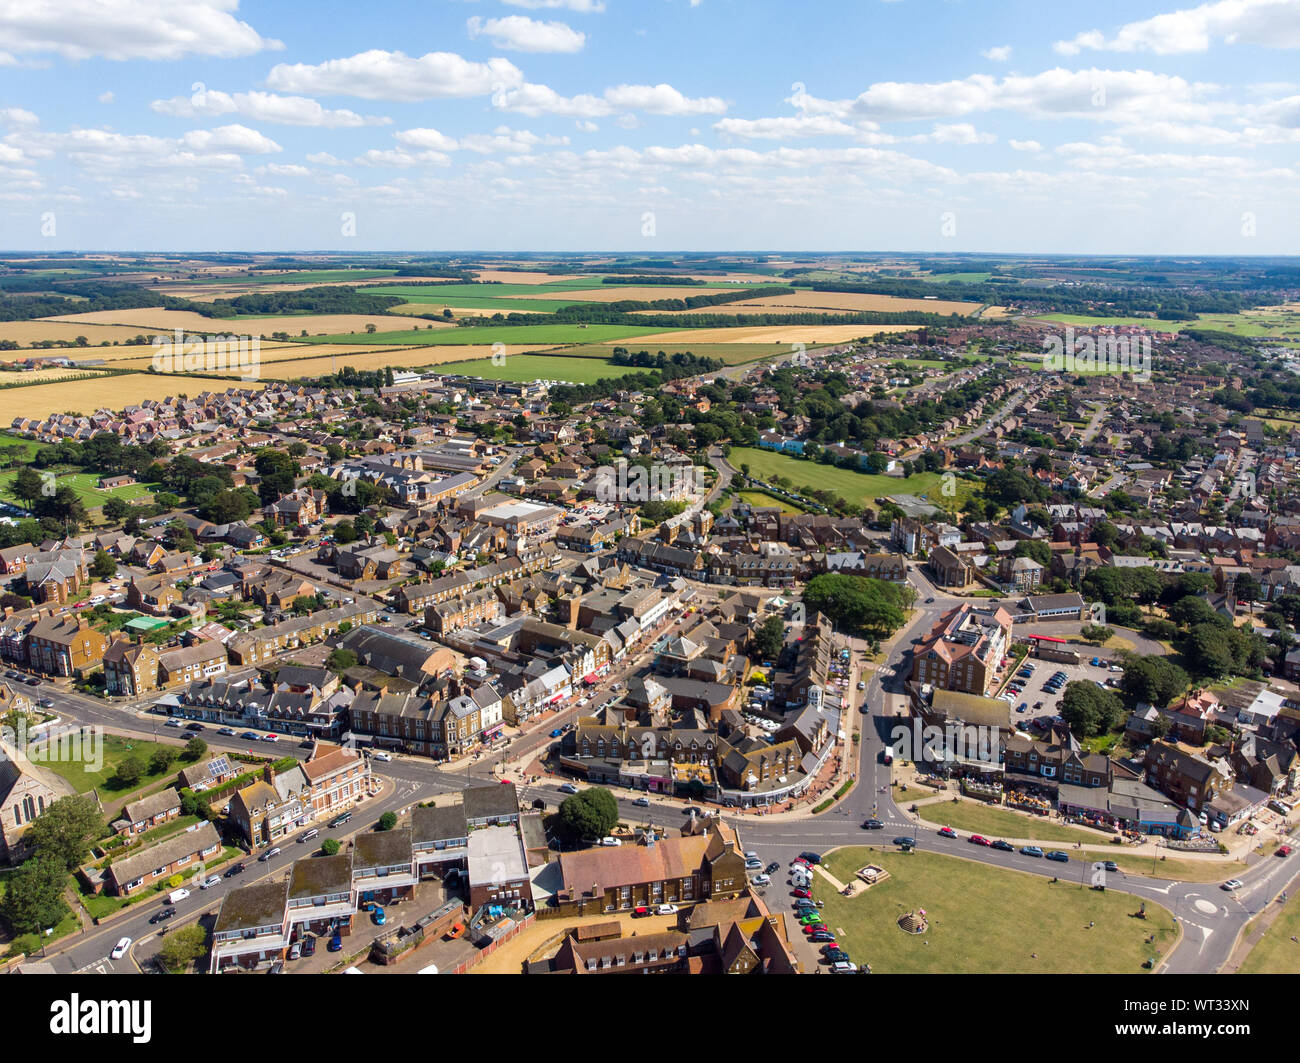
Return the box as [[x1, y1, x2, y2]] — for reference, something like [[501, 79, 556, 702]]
[[583, 674, 598, 685]]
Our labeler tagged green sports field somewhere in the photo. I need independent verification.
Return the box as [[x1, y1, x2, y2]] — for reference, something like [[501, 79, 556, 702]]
[[433, 354, 642, 385], [0, 469, 155, 511], [728, 446, 979, 509]]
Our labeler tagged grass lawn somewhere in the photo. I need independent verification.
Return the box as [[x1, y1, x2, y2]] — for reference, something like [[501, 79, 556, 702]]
[[815, 847, 1176, 973], [36, 733, 187, 799], [917, 802, 1104, 845], [0, 469, 156, 511], [299, 323, 672, 346], [1098, 851, 1249, 884], [1239, 891, 1300, 973], [729, 446, 981, 509], [736, 489, 804, 514], [433, 354, 647, 385]]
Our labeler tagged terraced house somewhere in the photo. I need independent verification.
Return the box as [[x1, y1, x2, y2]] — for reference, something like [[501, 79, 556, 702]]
[[105, 820, 222, 896], [26, 613, 108, 677]]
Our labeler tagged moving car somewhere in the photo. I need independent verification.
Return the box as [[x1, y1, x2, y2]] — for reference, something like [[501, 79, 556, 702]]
[[1020, 846, 1044, 858], [765, 861, 780, 875], [200, 874, 221, 889], [224, 862, 246, 878], [261, 733, 280, 743], [258, 846, 281, 862], [328, 812, 352, 828], [217, 727, 237, 736], [937, 826, 957, 839], [185, 722, 205, 732], [110, 937, 132, 960], [549, 728, 564, 738], [149, 907, 177, 924], [1098, 861, 1119, 873], [239, 731, 259, 740], [1045, 850, 1070, 863], [632, 797, 650, 807], [1221, 878, 1244, 891], [164, 718, 184, 728], [893, 836, 916, 848], [1278, 845, 1293, 857], [558, 784, 579, 795], [372, 751, 392, 762], [861, 818, 884, 830]]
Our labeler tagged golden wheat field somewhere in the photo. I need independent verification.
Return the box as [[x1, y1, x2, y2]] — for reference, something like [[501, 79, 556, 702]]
[[0, 367, 112, 383], [43, 309, 449, 336], [619, 324, 923, 345], [0, 321, 174, 346], [513, 285, 741, 303], [472, 270, 596, 285], [636, 291, 987, 316], [95, 343, 412, 372], [0, 374, 267, 421], [191, 344, 563, 380]]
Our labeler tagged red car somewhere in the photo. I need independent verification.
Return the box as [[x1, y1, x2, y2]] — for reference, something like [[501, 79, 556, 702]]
[[1278, 845, 1293, 857], [968, 834, 991, 846], [633, 906, 652, 917], [792, 887, 811, 899], [938, 827, 957, 839], [791, 857, 811, 868]]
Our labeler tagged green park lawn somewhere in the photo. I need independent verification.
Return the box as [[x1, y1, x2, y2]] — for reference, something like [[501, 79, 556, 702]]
[[816, 847, 1176, 973], [1239, 892, 1300, 973], [36, 733, 188, 799], [0, 469, 155, 512], [729, 446, 980, 509], [736, 489, 803, 514], [916, 801, 1105, 846]]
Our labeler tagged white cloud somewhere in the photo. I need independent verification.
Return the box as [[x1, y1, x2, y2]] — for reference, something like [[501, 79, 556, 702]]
[[0, 107, 38, 126], [266, 49, 525, 102], [714, 114, 856, 139], [179, 124, 281, 154], [1056, 0, 1300, 56], [982, 45, 1012, 61], [394, 127, 459, 152], [501, 0, 605, 11], [603, 83, 726, 115], [1009, 138, 1042, 151], [466, 15, 586, 53], [97, 91, 114, 104], [0, 0, 282, 60], [261, 162, 309, 176], [152, 89, 389, 127]]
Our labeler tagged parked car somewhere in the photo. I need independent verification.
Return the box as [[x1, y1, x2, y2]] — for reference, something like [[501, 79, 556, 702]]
[[824, 948, 851, 963], [328, 932, 343, 952], [1045, 850, 1070, 863], [372, 751, 392, 762], [301, 935, 316, 956], [656, 904, 679, 916], [110, 937, 132, 960], [632, 796, 650, 807], [791, 887, 812, 899], [937, 826, 957, 839], [328, 812, 352, 828], [25, 678, 39, 687], [371, 906, 386, 926], [224, 862, 246, 878], [968, 835, 991, 846], [991, 840, 1015, 852], [288, 942, 301, 961], [258, 846, 281, 862], [200, 874, 221, 889], [217, 727, 237, 736], [798, 851, 822, 865], [185, 722, 205, 732], [1020, 846, 1044, 858], [893, 836, 916, 848], [810, 931, 836, 944], [632, 906, 652, 918]]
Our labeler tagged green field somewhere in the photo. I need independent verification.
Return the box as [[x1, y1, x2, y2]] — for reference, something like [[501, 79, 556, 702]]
[[736, 489, 804, 514], [0, 469, 155, 511], [37, 733, 188, 798], [924, 272, 992, 284], [815, 847, 1176, 973], [300, 323, 676, 347], [213, 269, 400, 285], [561, 342, 796, 366], [434, 354, 644, 385], [729, 446, 979, 509], [1239, 891, 1300, 973], [1034, 309, 1300, 344], [917, 801, 1105, 845]]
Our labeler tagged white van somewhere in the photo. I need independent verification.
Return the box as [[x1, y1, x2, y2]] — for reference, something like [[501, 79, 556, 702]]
[[600, 836, 622, 847], [167, 888, 190, 904]]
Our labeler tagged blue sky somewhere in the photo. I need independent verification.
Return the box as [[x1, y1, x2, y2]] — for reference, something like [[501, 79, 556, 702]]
[[0, 0, 1298, 253]]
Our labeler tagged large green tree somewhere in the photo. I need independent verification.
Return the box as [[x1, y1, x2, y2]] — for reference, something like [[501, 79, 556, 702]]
[[558, 787, 619, 840], [22, 794, 103, 871], [0, 855, 70, 935], [1120, 655, 1190, 708], [1059, 681, 1126, 739]]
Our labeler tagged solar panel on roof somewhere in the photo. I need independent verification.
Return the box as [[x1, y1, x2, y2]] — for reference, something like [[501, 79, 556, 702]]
[[207, 756, 231, 776]]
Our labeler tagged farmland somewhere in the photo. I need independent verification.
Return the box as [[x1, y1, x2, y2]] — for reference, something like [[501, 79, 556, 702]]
[[297, 323, 673, 346], [0, 373, 265, 422], [429, 354, 640, 385], [623, 324, 921, 345], [44, 309, 447, 336], [0, 321, 171, 347], [636, 290, 986, 317]]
